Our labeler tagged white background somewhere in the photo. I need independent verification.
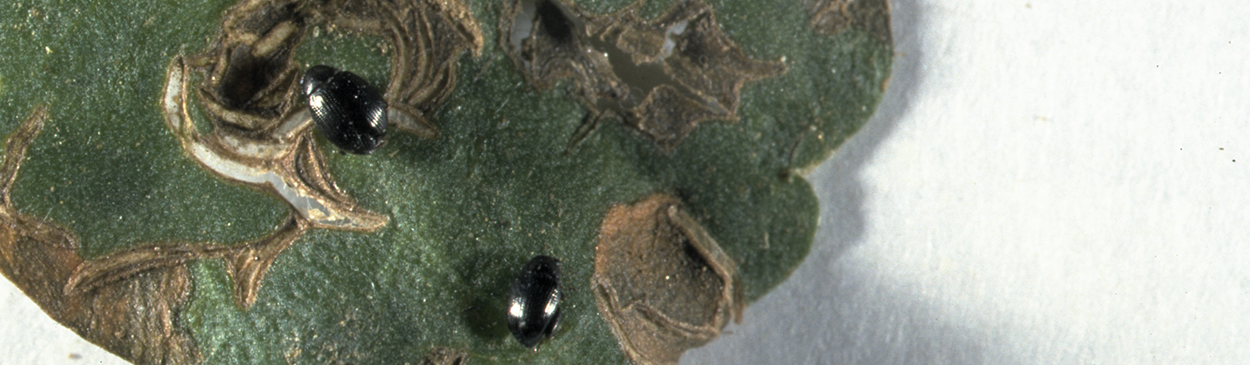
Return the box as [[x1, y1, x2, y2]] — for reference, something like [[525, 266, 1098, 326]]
[[4, 0, 1250, 364]]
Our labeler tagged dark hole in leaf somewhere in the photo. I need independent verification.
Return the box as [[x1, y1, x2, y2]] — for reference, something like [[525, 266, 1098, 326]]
[[536, 0, 574, 43], [218, 45, 284, 109], [680, 236, 711, 275]]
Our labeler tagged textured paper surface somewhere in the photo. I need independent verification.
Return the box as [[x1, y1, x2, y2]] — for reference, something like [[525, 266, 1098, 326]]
[[3, 0, 1249, 364]]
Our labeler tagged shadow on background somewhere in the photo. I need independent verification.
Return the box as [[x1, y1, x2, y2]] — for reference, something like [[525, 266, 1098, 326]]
[[684, 1, 1012, 364]]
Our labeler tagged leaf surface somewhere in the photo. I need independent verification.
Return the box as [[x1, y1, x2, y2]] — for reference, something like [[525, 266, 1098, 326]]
[[0, 0, 891, 363]]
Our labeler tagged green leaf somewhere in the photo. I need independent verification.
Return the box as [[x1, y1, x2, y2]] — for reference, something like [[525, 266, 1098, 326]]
[[0, 0, 890, 364]]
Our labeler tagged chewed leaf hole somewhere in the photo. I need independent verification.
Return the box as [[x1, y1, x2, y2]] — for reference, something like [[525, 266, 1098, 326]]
[[536, 0, 575, 43], [501, 0, 786, 151]]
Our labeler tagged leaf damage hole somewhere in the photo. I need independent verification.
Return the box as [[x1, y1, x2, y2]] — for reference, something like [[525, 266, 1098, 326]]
[[536, 0, 574, 43], [48, 6, 484, 357], [593, 194, 742, 365], [588, 18, 711, 115], [501, 0, 786, 152]]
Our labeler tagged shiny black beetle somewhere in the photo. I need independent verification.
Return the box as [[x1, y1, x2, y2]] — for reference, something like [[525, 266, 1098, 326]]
[[301, 65, 388, 155], [507, 255, 562, 348]]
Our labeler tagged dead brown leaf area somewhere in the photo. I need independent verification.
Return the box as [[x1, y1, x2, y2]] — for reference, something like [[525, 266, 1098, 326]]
[[500, 0, 786, 152], [805, 0, 892, 42], [593, 194, 743, 365], [0, 106, 200, 364]]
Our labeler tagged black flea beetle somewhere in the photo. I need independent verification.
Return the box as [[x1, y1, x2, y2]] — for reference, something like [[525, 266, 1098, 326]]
[[301, 65, 388, 155], [507, 255, 563, 348]]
